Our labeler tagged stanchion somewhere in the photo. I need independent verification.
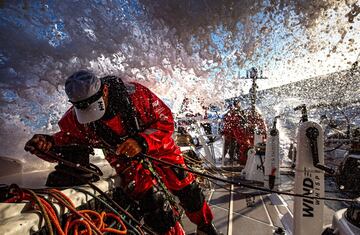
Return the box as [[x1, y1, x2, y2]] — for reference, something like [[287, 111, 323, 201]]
[[264, 117, 280, 190]]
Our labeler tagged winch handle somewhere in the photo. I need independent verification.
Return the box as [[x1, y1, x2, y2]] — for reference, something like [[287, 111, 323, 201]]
[[38, 147, 103, 177], [269, 116, 280, 136], [294, 104, 308, 122], [314, 163, 335, 175], [306, 127, 335, 175]]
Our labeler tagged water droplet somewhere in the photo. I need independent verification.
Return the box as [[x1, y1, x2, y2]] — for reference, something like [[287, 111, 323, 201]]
[[340, 185, 345, 190]]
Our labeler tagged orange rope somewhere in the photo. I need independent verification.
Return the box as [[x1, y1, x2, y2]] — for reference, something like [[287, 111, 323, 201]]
[[48, 188, 75, 208], [101, 212, 127, 234], [4, 186, 127, 235], [49, 192, 103, 235], [5, 190, 64, 235], [37, 196, 65, 235], [65, 210, 127, 235], [67, 218, 93, 235]]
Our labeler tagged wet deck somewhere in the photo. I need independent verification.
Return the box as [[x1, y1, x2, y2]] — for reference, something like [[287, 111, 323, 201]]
[[182, 170, 344, 235]]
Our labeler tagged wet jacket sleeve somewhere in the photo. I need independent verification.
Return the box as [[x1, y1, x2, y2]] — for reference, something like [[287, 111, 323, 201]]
[[52, 108, 89, 146], [32, 109, 88, 163], [131, 83, 177, 155]]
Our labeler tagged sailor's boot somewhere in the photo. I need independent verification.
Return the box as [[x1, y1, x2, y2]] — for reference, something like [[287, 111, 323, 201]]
[[197, 223, 223, 235]]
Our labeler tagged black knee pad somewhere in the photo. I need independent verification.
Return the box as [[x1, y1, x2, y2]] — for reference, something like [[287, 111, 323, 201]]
[[139, 187, 177, 234], [175, 182, 205, 212]]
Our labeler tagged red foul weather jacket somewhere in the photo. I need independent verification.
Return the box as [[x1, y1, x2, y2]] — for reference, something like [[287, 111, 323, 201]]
[[223, 108, 246, 137], [233, 109, 267, 159], [50, 82, 194, 198]]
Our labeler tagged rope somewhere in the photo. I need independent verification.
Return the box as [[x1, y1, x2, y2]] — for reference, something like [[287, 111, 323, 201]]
[[140, 153, 359, 203], [324, 143, 345, 152], [41, 168, 154, 235], [23, 189, 55, 235], [54, 191, 121, 235], [5, 185, 129, 235], [94, 145, 359, 203], [5, 185, 56, 235], [141, 157, 184, 220], [72, 187, 145, 235], [85, 181, 155, 235]]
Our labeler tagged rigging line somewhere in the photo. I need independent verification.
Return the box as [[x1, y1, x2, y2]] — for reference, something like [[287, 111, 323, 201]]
[[37, 167, 155, 235], [324, 143, 345, 152], [105, 146, 353, 202], [85, 180, 156, 235], [356, 51, 360, 61], [197, 150, 234, 175], [206, 177, 295, 196], [71, 187, 143, 235], [213, 181, 360, 196], [209, 203, 280, 229], [38, 146, 357, 203], [207, 178, 231, 191], [181, 152, 205, 164], [138, 153, 358, 203]]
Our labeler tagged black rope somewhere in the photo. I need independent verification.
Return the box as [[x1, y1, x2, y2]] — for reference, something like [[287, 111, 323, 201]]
[[138, 153, 358, 203], [71, 187, 144, 235], [85, 181, 156, 235], [40, 145, 358, 203], [324, 143, 345, 153]]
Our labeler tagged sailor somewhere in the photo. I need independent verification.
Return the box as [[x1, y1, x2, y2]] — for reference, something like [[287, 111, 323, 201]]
[[24, 70, 220, 235], [222, 99, 245, 164], [233, 106, 267, 165]]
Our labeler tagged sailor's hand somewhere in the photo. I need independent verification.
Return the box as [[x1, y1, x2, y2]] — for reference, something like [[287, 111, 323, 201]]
[[24, 134, 53, 154], [115, 138, 142, 158]]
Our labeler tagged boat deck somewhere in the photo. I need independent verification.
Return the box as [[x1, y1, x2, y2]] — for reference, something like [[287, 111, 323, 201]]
[[0, 159, 351, 235], [182, 169, 347, 235]]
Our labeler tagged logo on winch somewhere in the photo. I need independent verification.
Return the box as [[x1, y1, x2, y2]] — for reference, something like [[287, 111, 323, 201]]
[[302, 178, 314, 217], [302, 173, 321, 217]]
